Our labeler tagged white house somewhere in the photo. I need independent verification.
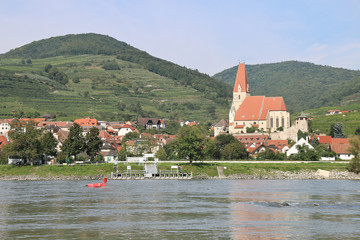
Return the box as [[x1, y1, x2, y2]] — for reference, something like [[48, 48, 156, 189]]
[[286, 138, 314, 157]]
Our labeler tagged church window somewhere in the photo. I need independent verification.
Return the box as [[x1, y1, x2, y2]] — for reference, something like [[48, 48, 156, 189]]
[[282, 117, 285, 127], [238, 95, 241, 99], [270, 118, 273, 128], [276, 118, 279, 128]]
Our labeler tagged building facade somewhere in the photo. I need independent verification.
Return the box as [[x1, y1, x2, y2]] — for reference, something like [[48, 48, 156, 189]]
[[229, 63, 290, 135]]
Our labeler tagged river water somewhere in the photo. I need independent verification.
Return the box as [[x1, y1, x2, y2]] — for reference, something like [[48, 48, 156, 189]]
[[0, 180, 359, 239]]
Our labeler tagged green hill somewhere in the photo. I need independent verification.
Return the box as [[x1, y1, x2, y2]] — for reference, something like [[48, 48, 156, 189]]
[[0, 33, 232, 122], [303, 103, 360, 136], [213, 61, 360, 112]]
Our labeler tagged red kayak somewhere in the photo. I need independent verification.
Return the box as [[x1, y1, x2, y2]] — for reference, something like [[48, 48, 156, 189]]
[[87, 178, 107, 188]]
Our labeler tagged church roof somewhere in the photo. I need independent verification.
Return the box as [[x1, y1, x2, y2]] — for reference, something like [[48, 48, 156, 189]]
[[233, 63, 250, 93], [234, 96, 287, 121]]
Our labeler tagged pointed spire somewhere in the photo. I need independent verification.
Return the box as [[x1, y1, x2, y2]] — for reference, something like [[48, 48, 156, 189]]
[[233, 63, 250, 93]]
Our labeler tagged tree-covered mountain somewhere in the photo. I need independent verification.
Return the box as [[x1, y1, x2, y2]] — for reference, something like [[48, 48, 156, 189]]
[[0, 33, 232, 122], [213, 61, 360, 112]]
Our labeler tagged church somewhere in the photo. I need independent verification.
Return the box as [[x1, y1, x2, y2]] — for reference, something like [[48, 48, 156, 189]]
[[229, 63, 290, 135]]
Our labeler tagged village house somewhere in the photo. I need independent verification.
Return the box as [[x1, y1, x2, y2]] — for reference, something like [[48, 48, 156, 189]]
[[74, 117, 98, 127], [100, 142, 118, 163], [214, 119, 229, 137], [286, 138, 314, 157], [330, 138, 353, 160], [0, 119, 11, 139], [137, 118, 166, 130], [107, 123, 138, 136]]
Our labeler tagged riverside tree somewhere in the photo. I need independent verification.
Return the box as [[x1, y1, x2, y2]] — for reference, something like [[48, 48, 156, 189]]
[[177, 125, 204, 164], [4, 122, 57, 165], [221, 141, 248, 160], [85, 127, 103, 161], [41, 131, 58, 158], [348, 136, 360, 174], [61, 123, 85, 160]]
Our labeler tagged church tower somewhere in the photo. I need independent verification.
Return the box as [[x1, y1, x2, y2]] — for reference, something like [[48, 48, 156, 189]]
[[229, 63, 250, 122]]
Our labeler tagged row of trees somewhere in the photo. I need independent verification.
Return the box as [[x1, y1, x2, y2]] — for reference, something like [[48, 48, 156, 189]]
[[3, 123, 58, 165], [155, 126, 248, 162], [1, 123, 103, 165]]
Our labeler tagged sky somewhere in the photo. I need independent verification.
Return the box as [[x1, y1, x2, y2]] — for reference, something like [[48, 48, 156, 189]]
[[0, 0, 359, 75]]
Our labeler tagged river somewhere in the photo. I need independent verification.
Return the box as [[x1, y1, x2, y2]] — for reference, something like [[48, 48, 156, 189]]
[[0, 180, 359, 239]]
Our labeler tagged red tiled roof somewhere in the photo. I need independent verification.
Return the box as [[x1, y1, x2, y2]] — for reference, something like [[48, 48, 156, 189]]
[[0, 136, 9, 149], [331, 138, 351, 154], [267, 140, 288, 149], [312, 135, 332, 144], [233, 63, 250, 93], [234, 96, 287, 121], [74, 117, 97, 126], [234, 125, 245, 129]]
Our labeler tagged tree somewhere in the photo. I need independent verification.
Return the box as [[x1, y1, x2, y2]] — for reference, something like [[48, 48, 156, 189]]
[[5, 123, 43, 165], [222, 141, 247, 160], [348, 136, 360, 174], [246, 126, 257, 133], [214, 134, 238, 159], [61, 123, 85, 160], [289, 145, 320, 161], [177, 126, 205, 164], [44, 64, 53, 73], [297, 130, 308, 141], [41, 131, 58, 158], [329, 123, 346, 138], [118, 147, 127, 161], [26, 59, 32, 64], [156, 147, 167, 160], [355, 127, 360, 135], [85, 127, 103, 161]]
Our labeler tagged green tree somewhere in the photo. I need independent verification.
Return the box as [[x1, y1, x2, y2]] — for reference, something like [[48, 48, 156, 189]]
[[118, 147, 127, 161], [329, 123, 346, 138], [177, 126, 205, 163], [246, 126, 257, 133], [61, 123, 85, 160], [44, 64, 53, 73], [156, 147, 167, 160], [348, 136, 360, 174], [214, 134, 238, 159], [222, 141, 247, 160], [289, 145, 320, 161], [26, 59, 32, 64], [40, 131, 58, 158], [5, 123, 43, 165], [297, 130, 308, 141], [355, 127, 360, 135], [48, 67, 68, 85], [85, 127, 103, 161]]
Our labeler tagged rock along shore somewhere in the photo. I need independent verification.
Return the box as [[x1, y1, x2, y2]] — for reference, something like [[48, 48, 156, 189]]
[[1, 170, 359, 181]]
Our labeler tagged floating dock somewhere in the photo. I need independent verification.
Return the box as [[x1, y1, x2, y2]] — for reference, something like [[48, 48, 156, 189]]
[[110, 164, 192, 180]]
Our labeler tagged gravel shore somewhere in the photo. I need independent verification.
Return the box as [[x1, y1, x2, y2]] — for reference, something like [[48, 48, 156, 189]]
[[1, 170, 359, 180]]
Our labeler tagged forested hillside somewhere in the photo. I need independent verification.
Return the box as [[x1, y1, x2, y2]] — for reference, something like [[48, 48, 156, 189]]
[[214, 61, 360, 112], [0, 33, 232, 122]]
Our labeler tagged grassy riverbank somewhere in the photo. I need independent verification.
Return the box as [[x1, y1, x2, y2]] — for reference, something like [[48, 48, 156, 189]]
[[0, 162, 351, 179]]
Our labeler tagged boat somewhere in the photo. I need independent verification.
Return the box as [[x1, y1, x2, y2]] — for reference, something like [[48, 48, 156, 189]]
[[87, 178, 107, 187]]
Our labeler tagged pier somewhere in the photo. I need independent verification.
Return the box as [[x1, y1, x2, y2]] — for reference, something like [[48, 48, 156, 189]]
[[110, 164, 192, 180]]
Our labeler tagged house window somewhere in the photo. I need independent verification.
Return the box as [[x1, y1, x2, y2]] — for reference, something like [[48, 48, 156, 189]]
[[238, 95, 241, 99]]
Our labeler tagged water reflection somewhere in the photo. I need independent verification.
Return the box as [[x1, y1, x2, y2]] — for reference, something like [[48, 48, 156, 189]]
[[0, 180, 359, 239]]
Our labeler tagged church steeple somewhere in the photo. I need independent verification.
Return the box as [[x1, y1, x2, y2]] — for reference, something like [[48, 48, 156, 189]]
[[229, 63, 251, 122], [233, 63, 250, 93]]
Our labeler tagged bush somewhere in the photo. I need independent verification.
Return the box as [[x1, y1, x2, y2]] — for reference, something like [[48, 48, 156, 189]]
[[103, 61, 120, 70]]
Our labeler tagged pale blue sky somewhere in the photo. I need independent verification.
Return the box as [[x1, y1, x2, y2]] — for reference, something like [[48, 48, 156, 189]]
[[1, 0, 359, 74]]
